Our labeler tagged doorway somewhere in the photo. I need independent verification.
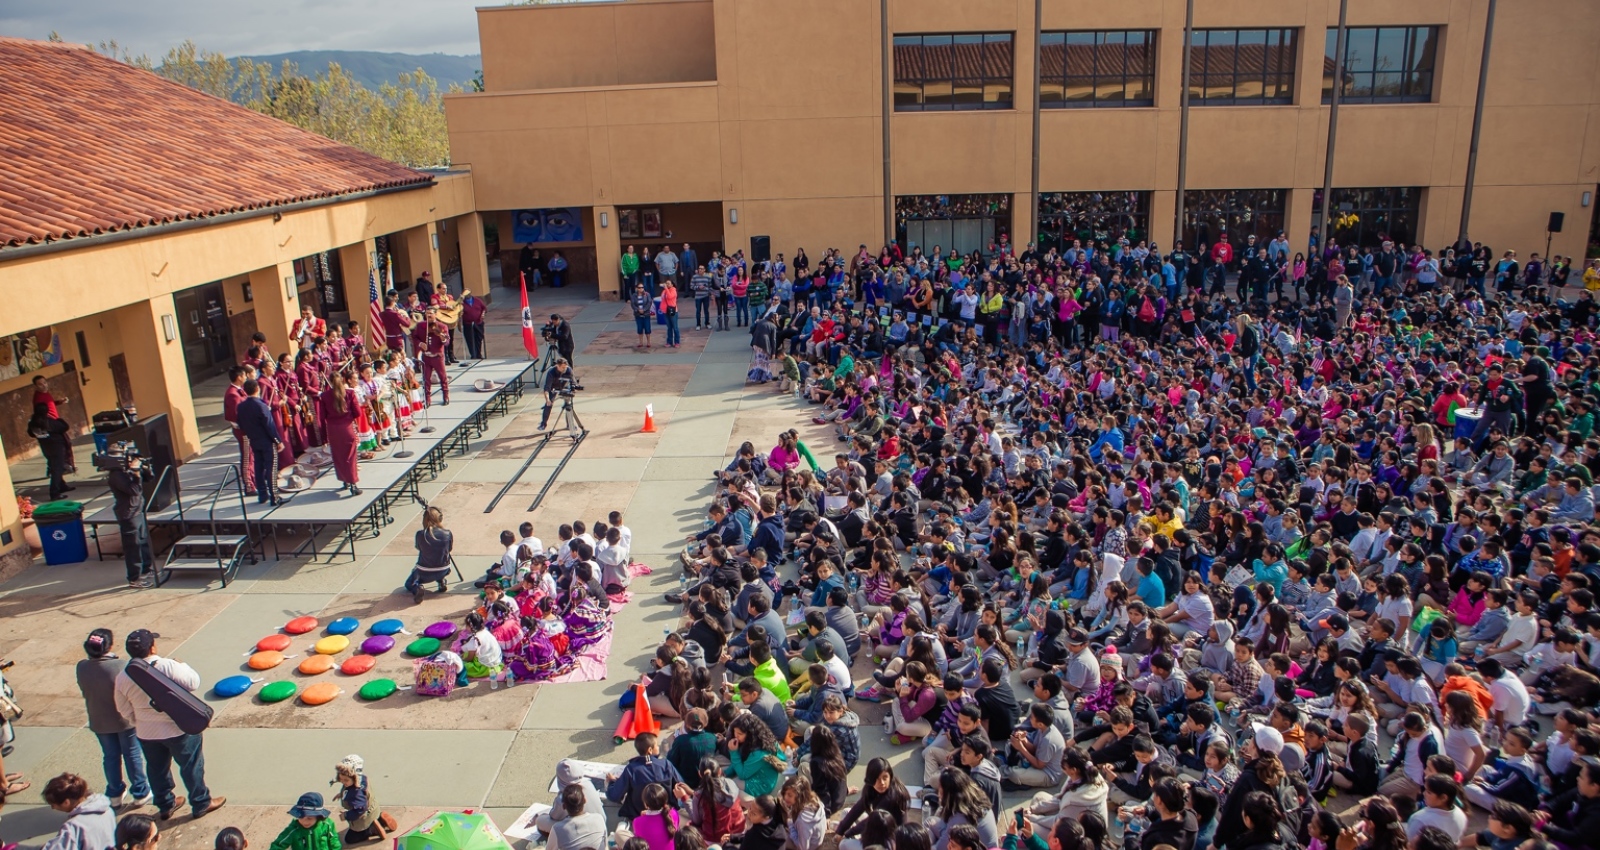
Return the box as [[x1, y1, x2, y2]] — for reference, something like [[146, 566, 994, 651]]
[[173, 284, 234, 382]]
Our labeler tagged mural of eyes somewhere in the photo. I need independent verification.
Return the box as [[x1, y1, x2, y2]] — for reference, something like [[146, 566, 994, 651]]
[[540, 211, 583, 242]]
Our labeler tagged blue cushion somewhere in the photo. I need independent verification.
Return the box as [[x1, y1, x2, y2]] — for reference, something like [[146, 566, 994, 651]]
[[370, 618, 405, 636], [327, 617, 360, 636], [214, 675, 254, 698]]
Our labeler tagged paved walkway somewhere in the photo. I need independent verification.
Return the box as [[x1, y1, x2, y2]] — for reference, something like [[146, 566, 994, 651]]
[[0, 285, 886, 850]]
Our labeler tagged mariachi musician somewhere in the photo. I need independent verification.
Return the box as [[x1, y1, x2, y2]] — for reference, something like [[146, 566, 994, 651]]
[[378, 292, 413, 354], [290, 304, 327, 352], [418, 307, 450, 406]]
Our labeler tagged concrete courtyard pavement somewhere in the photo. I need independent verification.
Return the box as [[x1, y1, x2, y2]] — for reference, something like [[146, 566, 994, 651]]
[[0, 286, 913, 850]]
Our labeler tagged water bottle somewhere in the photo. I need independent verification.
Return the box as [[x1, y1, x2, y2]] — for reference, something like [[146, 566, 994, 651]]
[[679, 572, 687, 592], [860, 612, 871, 629], [1016, 637, 1026, 658]]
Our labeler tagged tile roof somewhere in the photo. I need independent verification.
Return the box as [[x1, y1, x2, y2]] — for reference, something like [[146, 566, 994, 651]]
[[0, 38, 433, 251]]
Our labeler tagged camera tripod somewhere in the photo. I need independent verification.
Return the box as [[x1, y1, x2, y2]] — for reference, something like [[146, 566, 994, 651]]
[[550, 393, 586, 439]]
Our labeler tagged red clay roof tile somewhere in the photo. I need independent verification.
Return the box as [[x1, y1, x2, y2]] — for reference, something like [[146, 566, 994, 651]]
[[0, 37, 433, 251]]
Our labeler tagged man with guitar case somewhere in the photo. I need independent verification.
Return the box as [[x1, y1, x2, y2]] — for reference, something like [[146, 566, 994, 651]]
[[112, 629, 225, 821]]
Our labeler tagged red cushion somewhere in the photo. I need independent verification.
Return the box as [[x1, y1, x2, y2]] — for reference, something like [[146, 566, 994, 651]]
[[256, 634, 292, 652], [340, 655, 377, 675], [284, 616, 319, 635]]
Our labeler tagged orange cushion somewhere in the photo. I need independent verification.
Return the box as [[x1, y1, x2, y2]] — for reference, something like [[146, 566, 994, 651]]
[[340, 655, 377, 675], [256, 634, 292, 653], [248, 651, 285, 670], [284, 616, 319, 635], [300, 682, 340, 705], [298, 655, 335, 675]]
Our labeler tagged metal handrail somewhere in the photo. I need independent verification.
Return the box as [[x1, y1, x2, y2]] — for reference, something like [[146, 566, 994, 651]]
[[199, 465, 251, 568]]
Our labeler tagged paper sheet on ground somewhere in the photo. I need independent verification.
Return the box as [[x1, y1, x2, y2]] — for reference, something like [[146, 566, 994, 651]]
[[504, 803, 553, 841], [546, 760, 624, 792]]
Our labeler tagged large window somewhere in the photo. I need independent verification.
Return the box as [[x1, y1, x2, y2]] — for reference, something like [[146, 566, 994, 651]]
[[1323, 27, 1438, 103], [896, 194, 1011, 256], [1040, 31, 1156, 108], [1188, 29, 1298, 105], [893, 33, 1014, 111], [1312, 187, 1421, 249], [1181, 189, 1288, 251], [1038, 192, 1151, 252]]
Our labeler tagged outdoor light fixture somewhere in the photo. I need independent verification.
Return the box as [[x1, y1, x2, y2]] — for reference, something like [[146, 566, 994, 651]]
[[729, 208, 739, 224], [431, 233, 440, 250], [160, 313, 177, 342], [1585, 191, 1593, 208], [286, 275, 297, 300], [600, 212, 609, 228]]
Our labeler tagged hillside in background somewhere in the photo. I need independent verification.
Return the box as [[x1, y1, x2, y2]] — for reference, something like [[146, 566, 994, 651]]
[[239, 50, 479, 91]]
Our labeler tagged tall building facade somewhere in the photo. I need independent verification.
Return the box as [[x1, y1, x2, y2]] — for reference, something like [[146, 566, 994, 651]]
[[446, 0, 1600, 294]]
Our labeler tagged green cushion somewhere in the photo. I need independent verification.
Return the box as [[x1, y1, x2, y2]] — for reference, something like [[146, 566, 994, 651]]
[[358, 678, 399, 701], [259, 681, 298, 703], [405, 637, 441, 657]]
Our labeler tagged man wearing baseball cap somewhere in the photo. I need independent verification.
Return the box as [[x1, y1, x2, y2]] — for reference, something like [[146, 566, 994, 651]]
[[112, 630, 225, 820], [76, 629, 149, 806]]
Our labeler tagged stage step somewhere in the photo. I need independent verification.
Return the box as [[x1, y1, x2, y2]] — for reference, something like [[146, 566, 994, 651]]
[[163, 558, 233, 571], [171, 535, 248, 550]]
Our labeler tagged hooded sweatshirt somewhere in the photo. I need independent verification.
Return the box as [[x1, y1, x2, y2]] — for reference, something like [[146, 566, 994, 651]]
[[788, 800, 828, 850], [554, 759, 608, 824], [689, 776, 746, 841], [41, 793, 117, 850], [1035, 610, 1070, 669], [1200, 621, 1237, 675]]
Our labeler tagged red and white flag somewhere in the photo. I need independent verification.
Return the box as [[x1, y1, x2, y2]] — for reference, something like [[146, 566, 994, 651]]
[[520, 272, 539, 359]]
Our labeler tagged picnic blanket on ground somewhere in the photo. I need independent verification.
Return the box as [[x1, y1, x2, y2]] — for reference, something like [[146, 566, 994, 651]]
[[606, 562, 655, 609], [548, 630, 611, 683]]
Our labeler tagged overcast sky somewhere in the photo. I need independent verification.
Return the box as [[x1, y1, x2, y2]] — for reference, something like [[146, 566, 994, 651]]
[[1, 0, 489, 58]]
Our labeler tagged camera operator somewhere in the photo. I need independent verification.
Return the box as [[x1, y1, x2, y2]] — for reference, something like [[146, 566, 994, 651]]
[[536, 357, 576, 431], [105, 445, 156, 588], [547, 313, 575, 365]]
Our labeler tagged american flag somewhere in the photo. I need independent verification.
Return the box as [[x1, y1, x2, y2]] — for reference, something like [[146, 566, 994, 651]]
[[367, 266, 386, 351]]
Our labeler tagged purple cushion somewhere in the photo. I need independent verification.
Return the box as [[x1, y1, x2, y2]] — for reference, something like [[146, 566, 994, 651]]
[[361, 635, 396, 655], [422, 621, 458, 640]]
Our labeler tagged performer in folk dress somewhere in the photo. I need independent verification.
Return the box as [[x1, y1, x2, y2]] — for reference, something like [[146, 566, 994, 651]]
[[317, 371, 362, 496]]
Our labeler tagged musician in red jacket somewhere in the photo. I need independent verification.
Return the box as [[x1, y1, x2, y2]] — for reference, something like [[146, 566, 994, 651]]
[[290, 304, 327, 352]]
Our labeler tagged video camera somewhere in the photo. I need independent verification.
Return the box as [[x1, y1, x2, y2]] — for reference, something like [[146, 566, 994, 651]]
[[541, 320, 559, 343], [92, 440, 142, 472], [554, 372, 585, 398]]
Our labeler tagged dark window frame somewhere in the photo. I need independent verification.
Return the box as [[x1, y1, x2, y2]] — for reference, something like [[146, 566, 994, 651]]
[[1039, 30, 1157, 108], [1322, 26, 1439, 104], [1188, 28, 1299, 106], [1311, 187, 1422, 249], [893, 32, 1015, 112], [1037, 191, 1153, 249]]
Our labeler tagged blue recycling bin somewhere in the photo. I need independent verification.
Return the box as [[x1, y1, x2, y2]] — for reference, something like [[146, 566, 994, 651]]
[[33, 501, 87, 565]]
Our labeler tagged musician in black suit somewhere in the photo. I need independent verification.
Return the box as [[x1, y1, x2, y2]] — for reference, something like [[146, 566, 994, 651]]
[[236, 380, 284, 506]]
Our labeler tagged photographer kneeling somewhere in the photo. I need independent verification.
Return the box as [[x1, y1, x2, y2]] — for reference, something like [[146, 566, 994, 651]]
[[536, 357, 579, 431]]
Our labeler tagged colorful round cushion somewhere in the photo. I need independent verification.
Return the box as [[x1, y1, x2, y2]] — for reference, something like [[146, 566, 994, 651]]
[[327, 617, 360, 635], [405, 637, 441, 657], [284, 616, 319, 635], [370, 619, 405, 636], [422, 622, 458, 640], [361, 635, 395, 655], [300, 682, 340, 705], [314, 635, 350, 655], [358, 678, 398, 701], [214, 675, 254, 698], [341, 655, 377, 675], [256, 634, 293, 653], [259, 681, 298, 703], [298, 655, 336, 675], [248, 651, 285, 670]]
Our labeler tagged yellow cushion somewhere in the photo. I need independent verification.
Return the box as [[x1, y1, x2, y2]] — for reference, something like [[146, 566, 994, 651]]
[[313, 635, 350, 655]]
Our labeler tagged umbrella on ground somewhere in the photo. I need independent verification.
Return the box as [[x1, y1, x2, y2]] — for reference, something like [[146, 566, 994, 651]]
[[396, 811, 514, 850]]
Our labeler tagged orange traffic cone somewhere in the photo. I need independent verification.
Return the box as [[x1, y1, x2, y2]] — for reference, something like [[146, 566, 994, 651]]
[[640, 404, 658, 433], [630, 682, 660, 736]]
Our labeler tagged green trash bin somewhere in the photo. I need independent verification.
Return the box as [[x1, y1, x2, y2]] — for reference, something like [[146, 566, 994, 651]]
[[32, 501, 87, 565]]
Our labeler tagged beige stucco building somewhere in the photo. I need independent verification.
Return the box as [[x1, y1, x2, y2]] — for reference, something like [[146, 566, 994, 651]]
[[0, 38, 489, 571], [446, 0, 1600, 296]]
